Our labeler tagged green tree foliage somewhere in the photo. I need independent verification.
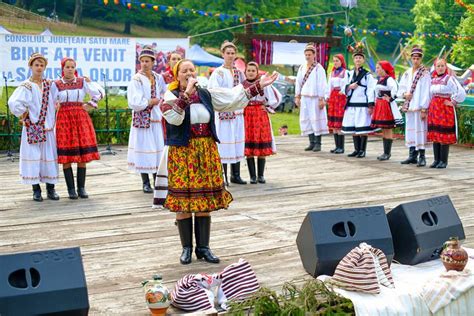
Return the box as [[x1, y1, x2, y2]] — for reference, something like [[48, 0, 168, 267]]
[[175, 0, 303, 47], [8, 0, 471, 65], [412, 0, 464, 61], [81, 0, 183, 34], [452, 11, 474, 68], [299, 0, 416, 55]]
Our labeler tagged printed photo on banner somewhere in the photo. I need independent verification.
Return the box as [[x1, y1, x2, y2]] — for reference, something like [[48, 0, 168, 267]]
[[135, 38, 189, 74]]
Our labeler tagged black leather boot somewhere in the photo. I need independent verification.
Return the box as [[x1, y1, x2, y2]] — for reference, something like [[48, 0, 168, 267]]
[[152, 173, 157, 189], [335, 135, 345, 154], [46, 183, 60, 200], [312, 135, 322, 152], [247, 158, 257, 184], [77, 167, 89, 198], [230, 162, 247, 184], [223, 164, 229, 186], [304, 134, 315, 151], [436, 145, 449, 169], [257, 158, 266, 184], [400, 147, 418, 164], [141, 173, 153, 193], [177, 217, 193, 265], [348, 136, 360, 157], [430, 143, 441, 168], [330, 134, 338, 153], [32, 184, 43, 202], [356, 136, 368, 158], [377, 138, 392, 161], [63, 168, 78, 199], [194, 216, 220, 263], [417, 149, 426, 167]]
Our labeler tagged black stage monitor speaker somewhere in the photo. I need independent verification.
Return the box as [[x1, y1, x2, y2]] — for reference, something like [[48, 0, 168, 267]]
[[0, 247, 89, 316], [387, 195, 465, 265], [296, 206, 394, 277]]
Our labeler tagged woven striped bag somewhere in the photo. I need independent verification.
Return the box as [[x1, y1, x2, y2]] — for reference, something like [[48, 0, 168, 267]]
[[331, 242, 395, 294], [171, 259, 260, 312], [216, 258, 260, 310], [171, 273, 217, 312]]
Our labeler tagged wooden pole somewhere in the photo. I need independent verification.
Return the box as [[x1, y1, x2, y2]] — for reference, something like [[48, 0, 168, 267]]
[[243, 14, 253, 62]]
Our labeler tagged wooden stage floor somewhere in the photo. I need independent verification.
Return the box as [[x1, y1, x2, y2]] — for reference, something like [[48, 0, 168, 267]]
[[1, 135, 473, 315]]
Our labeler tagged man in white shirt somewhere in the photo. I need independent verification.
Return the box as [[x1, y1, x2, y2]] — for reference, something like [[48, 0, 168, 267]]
[[397, 46, 431, 167], [295, 43, 329, 152]]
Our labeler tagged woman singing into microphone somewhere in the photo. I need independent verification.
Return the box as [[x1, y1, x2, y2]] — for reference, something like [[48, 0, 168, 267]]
[[153, 59, 278, 265]]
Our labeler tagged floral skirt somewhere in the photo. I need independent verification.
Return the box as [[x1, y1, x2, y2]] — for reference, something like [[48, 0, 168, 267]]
[[427, 96, 457, 144], [244, 102, 274, 157], [164, 136, 233, 212], [56, 102, 99, 164], [327, 89, 346, 130]]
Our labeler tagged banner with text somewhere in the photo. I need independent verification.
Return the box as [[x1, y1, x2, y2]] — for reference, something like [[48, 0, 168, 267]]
[[0, 35, 189, 87]]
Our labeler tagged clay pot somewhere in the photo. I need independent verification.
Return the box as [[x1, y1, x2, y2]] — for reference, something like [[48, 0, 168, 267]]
[[142, 274, 171, 316], [440, 237, 468, 272]]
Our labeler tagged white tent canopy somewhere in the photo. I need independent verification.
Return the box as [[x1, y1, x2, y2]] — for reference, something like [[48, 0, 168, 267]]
[[40, 28, 54, 36], [448, 63, 462, 71], [187, 44, 224, 67], [0, 25, 12, 34]]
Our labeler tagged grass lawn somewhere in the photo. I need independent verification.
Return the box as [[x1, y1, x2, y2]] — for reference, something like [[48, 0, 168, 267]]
[[270, 111, 300, 136]]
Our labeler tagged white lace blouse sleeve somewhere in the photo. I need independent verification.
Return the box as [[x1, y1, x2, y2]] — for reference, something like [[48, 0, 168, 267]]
[[207, 70, 222, 89], [127, 76, 148, 111], [324, 75, 332, 100], [448, 76, 466, 105], [84, 80, 104, 108], [161, 90, 185, 126], [209, 85, 250, 112], [8, 84, 32, 117], [367, 73, 376, 105], [156, 74, 167, 97], [295, 65, 304, 96], [316, 65, 327, 98], [419, 73, 431, 110], [387, 77, 398, 100], [264, 84, 282, 109], [397, 72, 409, 99]]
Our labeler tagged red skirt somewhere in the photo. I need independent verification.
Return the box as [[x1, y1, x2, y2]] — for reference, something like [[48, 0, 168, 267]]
[[327, 89, 346, 130], [427, 96, 457, 144], [56, 102, 100, 164], [371, 98, 395, 129], [244, 101, 274, 157]]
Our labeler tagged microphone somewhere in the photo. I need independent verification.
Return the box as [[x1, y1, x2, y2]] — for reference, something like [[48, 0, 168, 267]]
[[187, 77, 200, 90]]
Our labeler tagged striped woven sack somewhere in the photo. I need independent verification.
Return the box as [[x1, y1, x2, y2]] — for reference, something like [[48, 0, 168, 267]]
[[171, 259, 259, 312], [331, 242, 395, 294], [171, 273, 218, 312], [216, 258, 260, 310]]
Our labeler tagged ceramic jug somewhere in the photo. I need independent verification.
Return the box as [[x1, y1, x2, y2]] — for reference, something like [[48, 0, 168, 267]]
[[440, 237, 468, 272], [142, 274, 171, 316]]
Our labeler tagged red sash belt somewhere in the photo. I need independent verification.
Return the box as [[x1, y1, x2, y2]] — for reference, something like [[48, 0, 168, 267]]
[[190, 123, 212, 138], [248, 101, 265, 106], [60, 101, 83, 107]]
